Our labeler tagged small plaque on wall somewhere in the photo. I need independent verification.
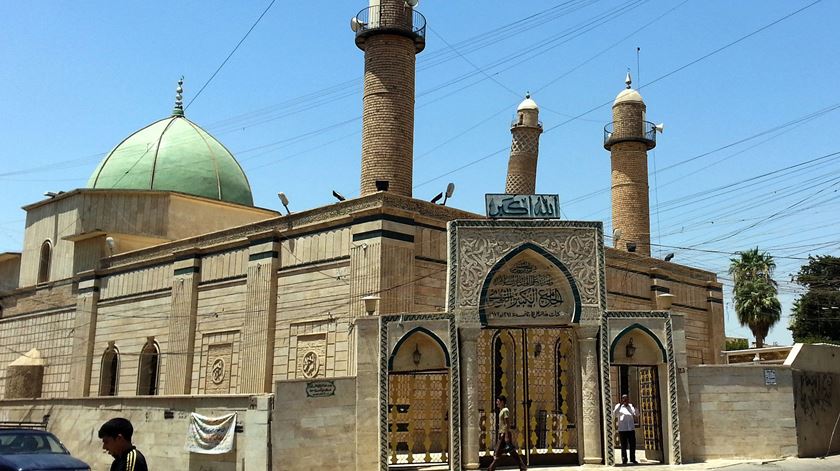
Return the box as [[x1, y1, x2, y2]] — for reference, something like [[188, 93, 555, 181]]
[[764, 368, 777, 386], [306, 380, 336, 397]]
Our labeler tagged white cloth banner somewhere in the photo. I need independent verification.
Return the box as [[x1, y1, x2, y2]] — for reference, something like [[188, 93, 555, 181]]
[[185, 412, 237, 454]]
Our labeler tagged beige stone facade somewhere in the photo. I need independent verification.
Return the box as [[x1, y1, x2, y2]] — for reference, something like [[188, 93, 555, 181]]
[[3, 3, 820, 469]]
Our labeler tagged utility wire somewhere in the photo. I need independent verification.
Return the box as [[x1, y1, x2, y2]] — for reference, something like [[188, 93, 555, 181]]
[[185, 0, 277, 110]]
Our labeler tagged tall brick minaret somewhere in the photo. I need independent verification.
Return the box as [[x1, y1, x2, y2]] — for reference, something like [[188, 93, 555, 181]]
[[353, 0, 426, 197], [505, 94, 543, 194], [604, 73, 658, 256]]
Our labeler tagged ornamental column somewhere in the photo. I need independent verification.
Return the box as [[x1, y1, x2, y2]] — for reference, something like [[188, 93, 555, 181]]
[[459, 327, 481, 469], [578, 327, 603, 464]]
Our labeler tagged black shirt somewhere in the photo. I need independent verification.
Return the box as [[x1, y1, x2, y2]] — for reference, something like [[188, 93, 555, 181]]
[[110, 446, 148, 471]]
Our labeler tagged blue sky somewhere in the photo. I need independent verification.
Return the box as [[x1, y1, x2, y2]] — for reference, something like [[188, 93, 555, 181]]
[[1, 1, 838, 346]]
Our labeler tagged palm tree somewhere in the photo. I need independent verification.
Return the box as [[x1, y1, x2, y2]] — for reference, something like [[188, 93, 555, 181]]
[[729, 248, 782, 348]]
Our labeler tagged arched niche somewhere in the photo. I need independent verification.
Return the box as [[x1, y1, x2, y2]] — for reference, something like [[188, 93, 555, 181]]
[[479, 242, 581, 326], [99, 342, 120, 396], [37, 240, 52, 284], [610, 323, 667, 365], [137, 337, 160, 396], [388, 327, 450, 373]]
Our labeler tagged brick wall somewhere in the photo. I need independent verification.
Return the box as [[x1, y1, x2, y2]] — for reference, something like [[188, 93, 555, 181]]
[[505, 124, 542, 194], [610, 100, 651, 256], [360, 34, 417, 197]]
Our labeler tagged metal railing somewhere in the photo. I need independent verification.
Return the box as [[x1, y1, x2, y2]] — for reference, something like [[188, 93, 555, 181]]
[[354, 5, 426, 39], [510, 118, 543, 128], [603, 120, 657, 149]]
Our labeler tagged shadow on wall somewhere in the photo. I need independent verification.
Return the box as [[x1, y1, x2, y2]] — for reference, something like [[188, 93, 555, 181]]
[[789, 343, 840, 457]]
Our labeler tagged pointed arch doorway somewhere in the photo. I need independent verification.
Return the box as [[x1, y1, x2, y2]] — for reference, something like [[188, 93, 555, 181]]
[[387, 327, 452, 468], [609, 324, 668, 464], [476, 327, 580, 467]]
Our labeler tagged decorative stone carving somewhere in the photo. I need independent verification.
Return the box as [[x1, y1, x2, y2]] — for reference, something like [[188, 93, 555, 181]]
[[211, 358, 226, 385], [448, 222, 604, 316], [578, 336, 602, 463], [481, 253, 575, 326], [459, 327, 481, 469], [205, 343, 233, 393], [302, 351, 320, 378]]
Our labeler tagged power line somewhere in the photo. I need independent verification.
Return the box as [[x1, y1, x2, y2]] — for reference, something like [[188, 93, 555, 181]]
[[185, 0, 277, 110]]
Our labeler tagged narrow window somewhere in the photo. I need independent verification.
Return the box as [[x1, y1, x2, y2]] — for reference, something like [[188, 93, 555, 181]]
[[99, 343, 119, 396], [137, 338, 160, 395], [38, 240, 52, 283]]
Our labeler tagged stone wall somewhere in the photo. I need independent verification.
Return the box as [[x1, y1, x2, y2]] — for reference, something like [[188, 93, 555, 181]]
[[686, 365, 797, 460], [606, 248, 725, 365], [0, 310, 75, 398], [787, 343, 840, 457], [273, 377, 357, 470], [0, 394, 271, 471]]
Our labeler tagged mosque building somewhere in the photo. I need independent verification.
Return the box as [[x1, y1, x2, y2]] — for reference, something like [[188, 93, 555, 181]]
[[1, 1, 836, 470]]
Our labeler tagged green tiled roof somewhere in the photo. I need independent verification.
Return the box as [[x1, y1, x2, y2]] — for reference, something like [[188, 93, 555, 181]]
[[87, 115, 253, 206]]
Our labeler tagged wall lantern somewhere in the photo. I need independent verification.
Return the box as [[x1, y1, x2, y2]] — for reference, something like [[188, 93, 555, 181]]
[[626, 338, 636, 358], [413, 343, 422, 366]]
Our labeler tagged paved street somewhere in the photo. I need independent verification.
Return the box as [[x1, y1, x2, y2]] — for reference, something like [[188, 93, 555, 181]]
[[521, 454, 840, 470]]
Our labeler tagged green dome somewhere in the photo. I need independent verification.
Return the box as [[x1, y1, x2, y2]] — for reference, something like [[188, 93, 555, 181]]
[[87, 115, 253, 206]]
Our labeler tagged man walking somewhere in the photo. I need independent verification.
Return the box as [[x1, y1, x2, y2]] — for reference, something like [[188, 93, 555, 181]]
[[487, 395, 526, 471]]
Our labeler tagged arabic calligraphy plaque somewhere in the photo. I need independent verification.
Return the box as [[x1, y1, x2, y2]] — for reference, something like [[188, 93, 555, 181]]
[[481, 251, 575, 326], [485, 194, 560, 219], [306, 380, 336, 397]]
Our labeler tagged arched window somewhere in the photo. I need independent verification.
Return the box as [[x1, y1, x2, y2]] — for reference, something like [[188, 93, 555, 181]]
[[137, 337, 160, 395], [99, 343, 119, 396], [37, 240, 52, 283]]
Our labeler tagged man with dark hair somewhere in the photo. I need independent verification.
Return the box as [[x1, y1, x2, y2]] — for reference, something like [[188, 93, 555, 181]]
[[487, 395, 526, 471], [98, 418, 148, 471], [614, 394, 640, 465]]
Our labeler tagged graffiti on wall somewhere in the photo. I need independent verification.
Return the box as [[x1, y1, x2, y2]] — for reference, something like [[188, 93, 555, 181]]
[[798, 372, 834, 419]]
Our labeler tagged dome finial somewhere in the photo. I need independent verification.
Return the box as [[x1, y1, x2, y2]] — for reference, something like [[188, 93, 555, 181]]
[[172, 76, 185, 117], [525, 90, 531, 99], [625, 70, 632, 89]]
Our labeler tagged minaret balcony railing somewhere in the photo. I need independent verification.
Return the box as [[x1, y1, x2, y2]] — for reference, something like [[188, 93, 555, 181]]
[[354, 5, 426, 52], [510, 118, 543, 129], [603, 120, 657, 150]]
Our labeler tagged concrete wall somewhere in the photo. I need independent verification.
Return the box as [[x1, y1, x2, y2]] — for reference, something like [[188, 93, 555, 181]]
[[273, 377, 357, 470], [787, 343, 840, 457], [18, 190, 276, 288], [0, 254, 20, 292], [686, 365, 798, 460], [0, 394, 271, 471]]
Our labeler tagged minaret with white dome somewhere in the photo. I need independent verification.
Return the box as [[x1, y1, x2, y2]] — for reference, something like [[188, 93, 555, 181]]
[[505, 93, 543, 194], [603, 73, 659, 256]]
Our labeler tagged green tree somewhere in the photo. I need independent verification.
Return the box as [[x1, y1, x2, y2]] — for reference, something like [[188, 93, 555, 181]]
[[729, 248, 782, 348], [725, 338, 749, 350], [789, 255, 840, 344]]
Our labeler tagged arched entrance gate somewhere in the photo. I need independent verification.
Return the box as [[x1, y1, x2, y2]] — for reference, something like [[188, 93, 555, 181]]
[[477, 327, 579, 467], [475, 243, 583, 467], [386, 326, 452, 467]]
